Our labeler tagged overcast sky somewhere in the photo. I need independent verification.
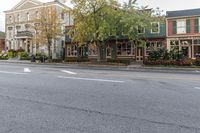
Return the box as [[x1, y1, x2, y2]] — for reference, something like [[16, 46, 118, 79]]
[[1, 0, 200, 31]]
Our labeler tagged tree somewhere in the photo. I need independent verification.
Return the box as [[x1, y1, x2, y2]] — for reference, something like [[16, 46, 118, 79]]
[[70, 0, 162, 61], [70, 0, 120, 61], [33, 6, 62, 59]]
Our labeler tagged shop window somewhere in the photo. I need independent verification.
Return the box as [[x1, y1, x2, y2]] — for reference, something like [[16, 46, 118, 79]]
[[170, 40, 179, 50], [117, 42, 132, 56], [88, 43, 97, 56], [67, 44, 77, 56]]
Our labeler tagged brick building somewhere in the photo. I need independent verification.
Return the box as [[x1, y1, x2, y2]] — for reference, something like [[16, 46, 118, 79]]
[[0, 32, 5, 51], [65, 21, 166, 62], [166, 8, 200, 59]]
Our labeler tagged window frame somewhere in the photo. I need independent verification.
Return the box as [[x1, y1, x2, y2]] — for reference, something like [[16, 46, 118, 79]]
[[151, 22, 160, 33], [137, 26, 145, 34], [176, 19, 186, 34]]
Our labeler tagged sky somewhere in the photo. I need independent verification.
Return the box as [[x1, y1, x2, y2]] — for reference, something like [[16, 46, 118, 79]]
[[1, 0, 200, 31]]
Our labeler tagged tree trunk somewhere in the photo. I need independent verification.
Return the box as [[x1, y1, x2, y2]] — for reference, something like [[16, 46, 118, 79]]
[[97, 42, 106, 62], [48, 43, 51, 60]]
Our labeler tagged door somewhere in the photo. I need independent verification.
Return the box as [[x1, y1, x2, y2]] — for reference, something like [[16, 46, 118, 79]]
[[136, 47, 144, 61], [106, 45, 112, 58], [182, 47, 189, 58]]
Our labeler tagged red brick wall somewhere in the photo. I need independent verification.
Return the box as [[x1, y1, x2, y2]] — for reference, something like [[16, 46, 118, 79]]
[[167, 17, 200, 36], [168, 20, 173, 36], [0, 39, 5, 51]]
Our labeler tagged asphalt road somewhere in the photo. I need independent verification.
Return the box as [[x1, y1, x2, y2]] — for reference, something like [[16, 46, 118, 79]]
[[0, 63, 200, 133]]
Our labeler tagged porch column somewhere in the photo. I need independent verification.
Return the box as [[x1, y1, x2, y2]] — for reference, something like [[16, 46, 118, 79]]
[[30, 40, 33, 54], [189, 45, 192, 58], [25, 38, 28, 52], [178, 40, 181, 51], [192, 44, 194, 59]]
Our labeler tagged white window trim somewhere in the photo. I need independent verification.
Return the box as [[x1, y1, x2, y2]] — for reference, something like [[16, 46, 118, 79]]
[[176, 19, 186, 34], [151, 22, 160, 34]]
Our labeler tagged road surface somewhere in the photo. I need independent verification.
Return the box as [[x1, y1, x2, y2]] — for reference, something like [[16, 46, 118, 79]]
[[0, 62, 200, 133]]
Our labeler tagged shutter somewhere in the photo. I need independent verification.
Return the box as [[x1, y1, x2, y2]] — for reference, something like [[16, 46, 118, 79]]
[[186, 19, 190, 33], [194, 18, 199, 33], [172, 21, 177, 34]]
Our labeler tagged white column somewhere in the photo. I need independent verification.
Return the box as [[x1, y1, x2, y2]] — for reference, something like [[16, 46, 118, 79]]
[[189, 45, 191, 58], [192, 44, 194, 59]]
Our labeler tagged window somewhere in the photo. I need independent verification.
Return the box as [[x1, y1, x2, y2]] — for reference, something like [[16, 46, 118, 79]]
[[61, 13, 64, 20], [170, 40, 179, 50], [9, 16, 12, 23], [117, 42, 132, 56], [17, 14, 20, 22], [27, 12, 30, 21], [36, 11, 39, 18], [177, 20, 186, 34], [16, 26, 21, 31], [151, 22, 159, 33], [194, 39, 200, 45], [146, 41, 163, 55], [138, 26, 145, 34], [67, 44, 77, 56], [88, 43, 97, 56]]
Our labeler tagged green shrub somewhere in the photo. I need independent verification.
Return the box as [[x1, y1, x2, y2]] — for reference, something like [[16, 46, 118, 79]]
[[194, 59, 200, 66], [7, 49, 18, 58], [0, 53, 8, 60], [35, 53, 48, 60], [18, 51, 30, 60]]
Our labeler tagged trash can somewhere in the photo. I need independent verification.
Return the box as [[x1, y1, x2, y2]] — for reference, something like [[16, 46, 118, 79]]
[[31, 55, 35, 62]]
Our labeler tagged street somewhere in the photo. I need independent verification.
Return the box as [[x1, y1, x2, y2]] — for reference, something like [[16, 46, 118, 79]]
[[0, 63, 200, 133]]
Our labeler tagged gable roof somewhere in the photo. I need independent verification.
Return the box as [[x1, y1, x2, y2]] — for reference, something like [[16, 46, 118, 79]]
[[166, 8, 200, 18], [12, 0, 43, 10]]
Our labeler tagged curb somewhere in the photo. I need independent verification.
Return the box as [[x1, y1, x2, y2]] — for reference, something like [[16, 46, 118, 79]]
[[0, 60, 200, 74]]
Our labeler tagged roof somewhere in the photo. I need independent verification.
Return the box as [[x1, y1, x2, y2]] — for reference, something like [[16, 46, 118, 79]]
[[166, 8, 200, 18], [0, 32, 5, 39]]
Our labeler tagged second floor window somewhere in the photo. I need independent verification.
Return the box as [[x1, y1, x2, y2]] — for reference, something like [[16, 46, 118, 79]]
[[9, 16, 12, 23], [138, 26, 145, 34], [177, 20, 186, 34], [151, 22, 159, 33], [27, 13, 30, 21]]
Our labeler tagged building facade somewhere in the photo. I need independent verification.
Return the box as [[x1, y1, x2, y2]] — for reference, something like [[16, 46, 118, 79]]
[[0, 32, 5, 51], [166, 8, 200, 59], [4, 0, 73, 59], [65, 22, 166, 61]]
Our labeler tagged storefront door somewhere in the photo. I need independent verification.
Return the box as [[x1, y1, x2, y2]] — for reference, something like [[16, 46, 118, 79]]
[[182, 47, 189, 57], [136, 47, 143, 61]]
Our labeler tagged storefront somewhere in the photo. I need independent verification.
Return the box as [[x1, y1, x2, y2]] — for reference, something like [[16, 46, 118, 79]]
[[168, 37, 200, 59]]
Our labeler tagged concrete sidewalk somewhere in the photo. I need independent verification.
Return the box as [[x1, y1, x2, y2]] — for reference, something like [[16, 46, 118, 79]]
[[0, 60, 200, 74]]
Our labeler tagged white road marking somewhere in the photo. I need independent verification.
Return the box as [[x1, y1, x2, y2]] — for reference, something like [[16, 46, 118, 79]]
[[58, 76, 125, 83], [60, 70, 77, 75], [0, 71, 28, 75], [24, 68, 31, 73], [194, 87, 200, 90]]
